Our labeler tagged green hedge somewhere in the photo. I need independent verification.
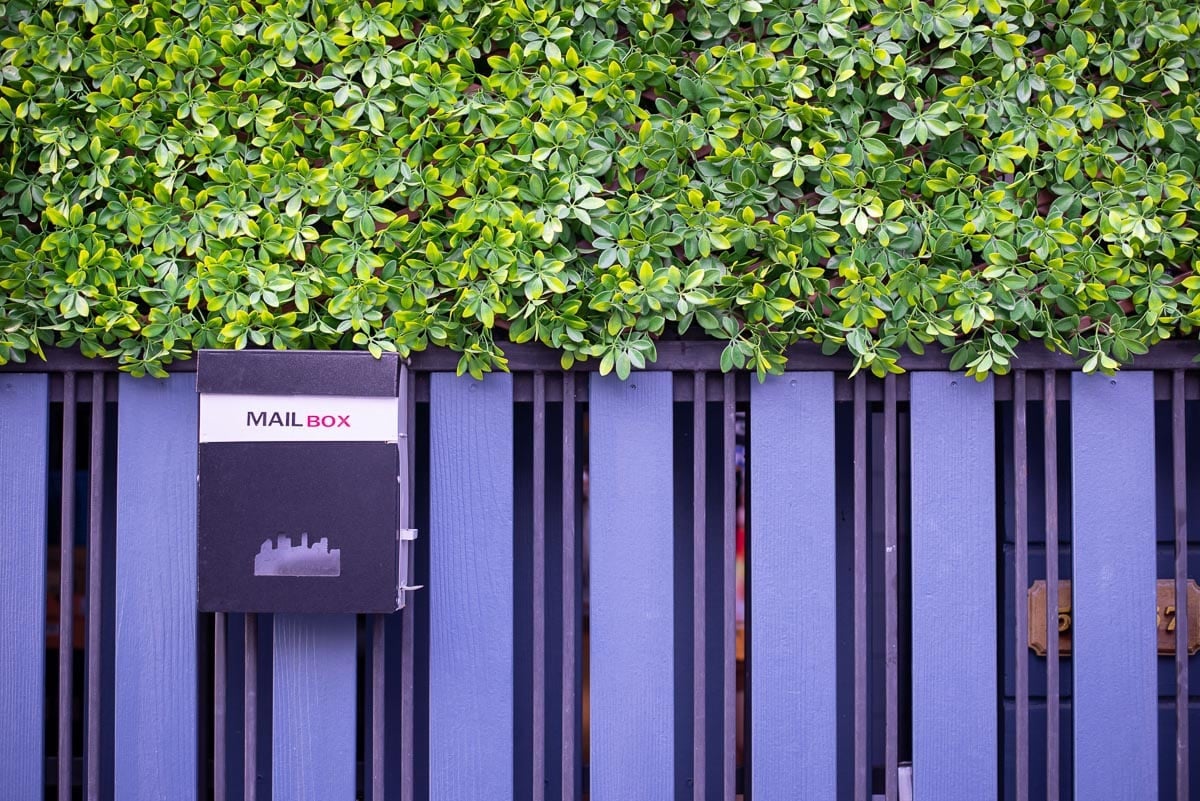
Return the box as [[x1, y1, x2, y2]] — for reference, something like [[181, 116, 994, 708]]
[[2, 0, 1200, 377]]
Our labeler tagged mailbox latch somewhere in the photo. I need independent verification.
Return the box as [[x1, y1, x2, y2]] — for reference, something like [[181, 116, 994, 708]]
[[397, 528, 422, 607]]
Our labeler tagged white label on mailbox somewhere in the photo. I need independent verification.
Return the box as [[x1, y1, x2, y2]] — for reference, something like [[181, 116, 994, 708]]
[[200, 394, 399, 443]]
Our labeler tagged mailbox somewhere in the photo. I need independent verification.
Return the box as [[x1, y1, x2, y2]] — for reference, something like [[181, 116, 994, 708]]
[[196, 350, 413, 613]]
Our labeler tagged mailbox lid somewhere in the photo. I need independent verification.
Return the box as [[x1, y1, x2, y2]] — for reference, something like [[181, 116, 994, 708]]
[[197, 350, 398, 397]]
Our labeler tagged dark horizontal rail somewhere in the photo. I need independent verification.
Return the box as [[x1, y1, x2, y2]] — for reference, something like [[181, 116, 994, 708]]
[[14, 352, 1200, 407], [5, 340, 1200, 375], [13, 348, 1200, 405]]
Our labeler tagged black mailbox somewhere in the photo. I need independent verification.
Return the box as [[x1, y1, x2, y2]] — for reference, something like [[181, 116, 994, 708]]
[[196, 350, 412, 613]]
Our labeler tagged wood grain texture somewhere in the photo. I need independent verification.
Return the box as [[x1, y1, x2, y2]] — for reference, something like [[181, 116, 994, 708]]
[[561, 372, 578, 801], [588, 373, 674, 801], [429, 373, 514, 801], [0, 375, 48, 800], [272, 614, 357, 801], [1043, 371, 1061, 801], [749, 372, 837, 800], [1070, 372, 1157, 800], [114, 374, 198, 801], [910, 373, 996, 800]]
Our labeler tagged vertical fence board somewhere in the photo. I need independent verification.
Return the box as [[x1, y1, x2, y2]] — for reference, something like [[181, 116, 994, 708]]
[[87, 374, 108, 801], [272, 614, 356, 801], [0, 375, 48, 800], [588, 373, 674, 801], [910, 373, 996, 800], [1071, 373, 1157, 800], [1172, 370, 1189, 801], [115, 374, 198, 801], [883, 375, 899, 801], [429, 374, 513, 801], [749, 372, 837, 799]]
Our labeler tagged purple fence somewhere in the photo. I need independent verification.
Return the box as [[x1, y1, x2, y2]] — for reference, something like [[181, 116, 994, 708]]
[[1, 343, 1197, 801]]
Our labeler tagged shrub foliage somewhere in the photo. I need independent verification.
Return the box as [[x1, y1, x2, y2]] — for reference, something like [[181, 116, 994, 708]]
[[2, 0, 1200, 377]]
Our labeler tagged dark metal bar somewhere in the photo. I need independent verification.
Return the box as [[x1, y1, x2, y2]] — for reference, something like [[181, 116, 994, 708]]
[[214, 612, 227, 801], [244, 613, 258, 801], [59, 371, 77, 801], [372, 615, 385, 801], [853, 373, 868, 801], [361, 616, 370, 800], [86, 373, 105, 801], [561, 372, 577, 801], [0, 348, 134, 372], [722, 373, 736, 801], [1174, 370, 1189, 801], [692, 373, 707, 801], [405, 365, 1200, 404], [394, 340, 1200, 373], [883, 375, 898, 801], [6, 341, 1200, 376], [533, 372, 547, 801], [1014, 372, 1029, 801], [373, 361, 409, 801], [400, 569, 415, 801], [400, 364, 416, 801], [1044, 371, 1060, 801]]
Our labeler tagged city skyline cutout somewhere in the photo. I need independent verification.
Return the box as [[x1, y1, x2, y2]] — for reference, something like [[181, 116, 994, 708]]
[[253, 533, 342, 577]]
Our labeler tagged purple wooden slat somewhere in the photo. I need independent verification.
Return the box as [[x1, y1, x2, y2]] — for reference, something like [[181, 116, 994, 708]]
[[429, 373, 514, 801], [911, 374, 996, 800], [86, 373, 108, 801], [115, 374, 197, 800], [749, 372, 837, 798], [87, 373, 106, 801], [589, 373, 674, 801], [272, 614, 357, 801], [1071, 373, 1157, 800], [0, 375, 48, 800]]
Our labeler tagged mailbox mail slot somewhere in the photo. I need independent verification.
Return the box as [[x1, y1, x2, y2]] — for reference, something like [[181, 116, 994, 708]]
[[196, 350, 409, 613]]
